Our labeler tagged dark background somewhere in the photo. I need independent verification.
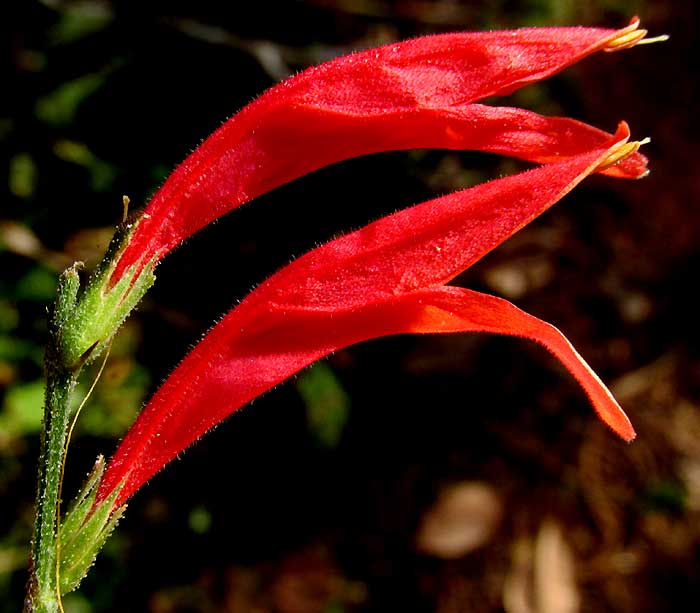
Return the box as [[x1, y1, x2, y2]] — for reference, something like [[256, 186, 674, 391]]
[[1, 1, 698, 611]]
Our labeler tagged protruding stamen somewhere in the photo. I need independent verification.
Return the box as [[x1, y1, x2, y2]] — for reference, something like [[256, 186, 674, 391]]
[[635, 34, 670, 46], [604, 17, 669, 52], [605, 28, 648, 52], [596, 140, 645, 172]]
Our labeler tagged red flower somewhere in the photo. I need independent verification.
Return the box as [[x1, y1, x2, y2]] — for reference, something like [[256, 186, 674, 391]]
[[111, 18, 647, 283], [98, 20, 654, 505]]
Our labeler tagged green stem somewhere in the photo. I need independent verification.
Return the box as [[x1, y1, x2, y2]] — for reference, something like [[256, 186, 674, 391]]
[[25, 267, 81, 613], [24, 222, 155, 610], [27, 366, 76, 613]]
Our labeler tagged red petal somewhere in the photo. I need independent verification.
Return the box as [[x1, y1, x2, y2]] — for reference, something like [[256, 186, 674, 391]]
[[98, 132, 635, 505], [112, 22, 646, 281], [100, 286, 633, 508], [401, 287, 634, 442], [255, 124, 633, 309]]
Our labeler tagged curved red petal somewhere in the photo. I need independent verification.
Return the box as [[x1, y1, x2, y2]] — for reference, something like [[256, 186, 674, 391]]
[[403, 287, 635, 441], [112, 22, 645, 281], [98, 133, 634, 505]]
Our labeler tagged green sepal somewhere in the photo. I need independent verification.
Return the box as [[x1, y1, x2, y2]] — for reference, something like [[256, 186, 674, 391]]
[[58, 469, 125, 595], [58, 217, 156, 370], [51, 264, 82, 334], [59, 456, 105, 550], [28, 212, 154, 610]]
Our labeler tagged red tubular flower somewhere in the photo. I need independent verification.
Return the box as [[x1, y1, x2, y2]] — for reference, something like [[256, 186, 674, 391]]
[[111, 18, 649, 283], [98, 124, 643, 507]]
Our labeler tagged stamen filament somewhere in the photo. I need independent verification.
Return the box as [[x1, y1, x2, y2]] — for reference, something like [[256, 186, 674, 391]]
[[636, 34, 670, 46]]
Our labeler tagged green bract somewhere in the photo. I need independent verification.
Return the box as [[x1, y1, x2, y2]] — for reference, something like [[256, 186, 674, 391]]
[[57, 219, 155, 371]]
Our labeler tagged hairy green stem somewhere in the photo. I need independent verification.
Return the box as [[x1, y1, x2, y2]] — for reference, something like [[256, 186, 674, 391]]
[[25, 266, 81, 612], [24, 219, 155, 610], [26, 364, 76, 613]]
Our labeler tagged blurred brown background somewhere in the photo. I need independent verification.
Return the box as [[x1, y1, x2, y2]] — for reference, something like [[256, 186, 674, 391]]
[[1, 1, 698, 611]]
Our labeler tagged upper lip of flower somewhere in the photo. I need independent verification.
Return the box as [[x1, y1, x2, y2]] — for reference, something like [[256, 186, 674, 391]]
[[108, 18, 650, 287]]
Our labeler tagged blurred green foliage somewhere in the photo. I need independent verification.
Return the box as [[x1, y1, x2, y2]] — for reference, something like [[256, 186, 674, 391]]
[[48, 0, 114, 45], [298, 363, 351, 449], [35, 72, 108, 127], [1, 379, 44, 436], [9, 153, 38, 199]]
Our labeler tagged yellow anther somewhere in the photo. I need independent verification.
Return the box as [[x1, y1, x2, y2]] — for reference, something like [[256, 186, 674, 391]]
[[605, 30, 647, 52], [604, 18, 669, 52], [596, 140, 644, 171]]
